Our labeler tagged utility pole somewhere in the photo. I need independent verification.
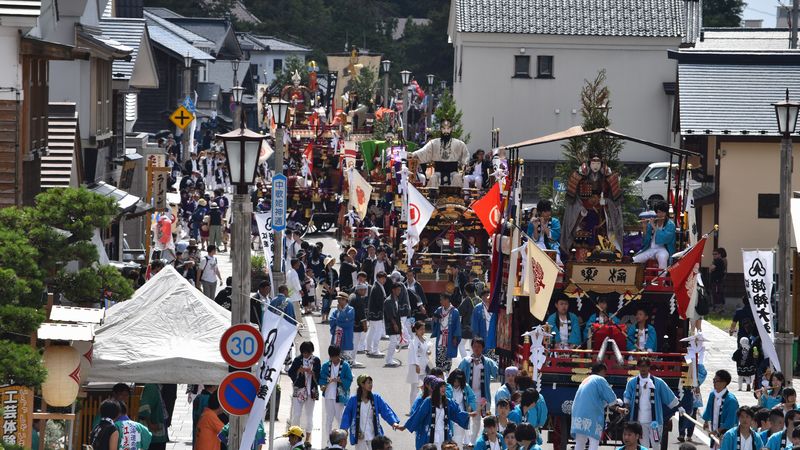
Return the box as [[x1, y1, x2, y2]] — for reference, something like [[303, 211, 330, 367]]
[[182, 56, 192, 161], [792, 0, 799, 49]]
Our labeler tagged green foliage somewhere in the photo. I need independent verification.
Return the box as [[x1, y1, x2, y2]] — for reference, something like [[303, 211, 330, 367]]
[[0, 443, 29, 450], [251, 254, 266, 271], [55, 265, 134, 305], [32, 188, 117, 242], [0, 342, 47, 386], [273, 55, 309, 91], [0, 228, 43, 307], [350, 66, 379, 109], [0, 305, 45, 337], [432, 90, 470, 144], [703, 0, 744, 26]]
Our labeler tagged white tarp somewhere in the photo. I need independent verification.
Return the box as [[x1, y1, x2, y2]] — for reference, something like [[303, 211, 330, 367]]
[[89, 265, 231, 385]]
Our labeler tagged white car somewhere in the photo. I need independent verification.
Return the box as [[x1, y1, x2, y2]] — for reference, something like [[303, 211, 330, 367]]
[[632, 162, 701, 206]]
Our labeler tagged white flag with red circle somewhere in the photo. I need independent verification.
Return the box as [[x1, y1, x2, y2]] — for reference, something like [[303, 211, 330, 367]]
[[407, 183, 434, 246]]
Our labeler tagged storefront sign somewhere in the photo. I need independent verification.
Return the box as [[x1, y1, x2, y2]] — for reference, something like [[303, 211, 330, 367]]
[[565, 262, 643, 293], [0, 385, 33, 447]]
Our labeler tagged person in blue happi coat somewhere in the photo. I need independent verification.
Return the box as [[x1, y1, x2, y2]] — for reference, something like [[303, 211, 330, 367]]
[[702, 369, 740, 447], [474, 415, 506, 450], [626, 307, 657, 352], [471, 294, 498, 354], [340, 373, 401, 449], [457, 338, 499, 441], [319, 345, 352, 446], [623, 358, 681, 448], [329, 292, 355, 359], [615, 421, 649, 450], [765, 409, 800, 450], [583, 296, 620, 342], [508, 388, 548, 445], [546, 297, 581, 349], [432, 293, 461, 371], [719, 406, 764, 450], [571, 363, 627, 450], [403, 377, 476, 449], [758, 371, 786, 410]]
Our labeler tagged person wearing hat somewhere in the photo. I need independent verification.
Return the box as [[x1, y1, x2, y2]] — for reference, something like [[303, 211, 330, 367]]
[[350, 282, 370, 359], [494, 366, 519, 407], [383, 282, 404, 367], [282, 426, 305, 450], [319, 346, 353, 447], [403, 376, 476, 449], [360, 245, 378, 281], [361, 227, 382, 251], [330, 291, 355, 360], [340, 374, 402, 450]]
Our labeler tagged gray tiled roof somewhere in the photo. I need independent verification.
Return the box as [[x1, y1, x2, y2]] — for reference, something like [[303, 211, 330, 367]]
[[99, 18, 146, 80], [453, 0, 684, 37], [144, 10, 214, 50], [146, 22, 215, 61], [679, 62, 800, 136], [247, 35, 311, 52]]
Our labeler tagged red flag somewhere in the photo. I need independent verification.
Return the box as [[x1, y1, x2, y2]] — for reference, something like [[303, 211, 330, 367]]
[[472, 182, 502, 235], [303, 142, 314, 173], [667, 236, 707, 319]]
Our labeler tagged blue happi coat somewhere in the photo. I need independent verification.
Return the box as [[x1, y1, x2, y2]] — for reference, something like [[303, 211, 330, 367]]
[[508, 396, 548, 445], [720, 426, 764, 450], [545, 312, 582, 346], [471, 302, 497, 351], [457, 355, 499, 403], [766, 429, 793, 450], [701, 390, 739, 432], [432, 306, 461, 359], [318, 360, 353, 404], [570, 374, 619, 441], [329, 305, 355, 351], [759, 389, 783, 410], [404, 397, 470, 450], [626, 324, 658, 352], [452, 386, 477, 413], [623, 375, 679, 432], [615, 446, 648, 450], [637, 219, 676, 258], [340, 393, 399, 446], [474, 433, 506, 450]]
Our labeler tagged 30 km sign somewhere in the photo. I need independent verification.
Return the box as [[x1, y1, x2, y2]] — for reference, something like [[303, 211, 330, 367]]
[[220, 324, 264, 369], [271, 174, 288, 232]]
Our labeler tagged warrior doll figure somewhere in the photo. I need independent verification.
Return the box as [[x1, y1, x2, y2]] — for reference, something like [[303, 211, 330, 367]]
[[561, 152, 624, 261]]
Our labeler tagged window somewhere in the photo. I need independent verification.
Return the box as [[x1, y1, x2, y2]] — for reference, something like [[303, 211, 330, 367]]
[[758, 194, 780, 219], [273, 58, 283, 74], [537, 55, 554, 78], [645, 166, 668, 181], [513, 55, 530, 78]]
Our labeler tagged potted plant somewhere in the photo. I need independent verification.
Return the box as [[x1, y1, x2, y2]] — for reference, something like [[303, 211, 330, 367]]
[[250, 254, 268, 288]]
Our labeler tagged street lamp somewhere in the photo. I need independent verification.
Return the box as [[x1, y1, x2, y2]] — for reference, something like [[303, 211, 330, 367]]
[[216, 124, 265, 450], [400, 70, 411, 139], [440, 80, 447, 91], [426, 74, 435, 130], [427, 73, 435, 87], [232, 85, 244, 104], [772, 88, 799, 379], [381, 60, 391, 108], [181, 53, 193, 162]]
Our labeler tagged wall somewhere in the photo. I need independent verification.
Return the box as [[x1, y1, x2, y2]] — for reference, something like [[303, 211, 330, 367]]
[[0, 28, 21, 101], [452, 33, 679, 162], [50, 60, 90, 139], [716, 140, 800, 273], [250, 50, 307, 86]]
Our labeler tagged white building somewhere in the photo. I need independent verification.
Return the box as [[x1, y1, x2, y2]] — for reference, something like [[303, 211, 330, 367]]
[[447, 0, 700, 195], [237, 33, 312, 86]]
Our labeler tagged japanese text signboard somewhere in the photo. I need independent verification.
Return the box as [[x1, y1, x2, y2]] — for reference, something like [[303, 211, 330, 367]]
[[271, 174, 287, 232], [742, 250, 779, 370], [0, 385, 33, 447], [565, 262, 644, 294]]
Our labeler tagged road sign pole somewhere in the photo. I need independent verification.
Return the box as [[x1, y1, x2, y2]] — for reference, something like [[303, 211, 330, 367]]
[[272, 126, 285, 275], [182, 66, 192, 161], [268, 385, 277, 450]]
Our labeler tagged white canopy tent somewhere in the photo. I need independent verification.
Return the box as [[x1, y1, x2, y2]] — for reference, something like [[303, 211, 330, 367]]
[[89, 265, 231, 385]]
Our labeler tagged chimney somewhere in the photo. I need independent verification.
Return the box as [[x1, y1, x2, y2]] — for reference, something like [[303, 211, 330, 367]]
[[683, 0, 702, 45]]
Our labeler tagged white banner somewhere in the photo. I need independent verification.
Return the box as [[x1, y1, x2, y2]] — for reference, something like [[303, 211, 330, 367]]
[[239, 307, 297, 450], [348, 168, 372, 219], [254, 213, 275, 294], [742, 249, 779, 371]]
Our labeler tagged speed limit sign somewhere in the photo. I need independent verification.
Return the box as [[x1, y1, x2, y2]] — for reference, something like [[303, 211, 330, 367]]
[[219, 324, 264, 369]]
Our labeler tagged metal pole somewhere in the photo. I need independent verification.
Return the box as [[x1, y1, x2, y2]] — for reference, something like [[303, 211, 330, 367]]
[[777, 133, 794, 378], [267, 387, 277, 450], [182, 66, 191, 162], [272, 126, 285, 275], [383, 72, 389, 108], [792, 0, 799, 49], [402, 85, 409, 140], [228, 187, 252, 450]]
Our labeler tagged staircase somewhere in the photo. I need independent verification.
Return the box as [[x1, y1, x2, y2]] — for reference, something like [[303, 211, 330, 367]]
[[41, 103, 79, 188]]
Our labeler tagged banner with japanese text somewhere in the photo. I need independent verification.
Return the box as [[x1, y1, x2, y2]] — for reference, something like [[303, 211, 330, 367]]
[[239, 308, 297, 450], [253, 213, 275, 292], [0, 385, 33, 447], [742, 250, 779, 371]]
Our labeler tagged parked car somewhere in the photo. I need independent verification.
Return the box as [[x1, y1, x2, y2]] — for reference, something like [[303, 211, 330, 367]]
[[632, 162, 701, 206]]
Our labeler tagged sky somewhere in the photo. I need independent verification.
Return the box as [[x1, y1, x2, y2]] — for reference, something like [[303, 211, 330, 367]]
[[744, 0, 784, 26]]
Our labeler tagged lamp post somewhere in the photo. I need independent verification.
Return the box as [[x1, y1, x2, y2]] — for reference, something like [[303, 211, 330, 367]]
[[182, 53, 193, 162], [216, 115, 264, 450], [232, 59, 241, 128], [266, 97, 289, 450], [773, 88, 799, 379], [426, 74, 435, 130], [400, 70, 411, 140], [382, 59, 391, 108]]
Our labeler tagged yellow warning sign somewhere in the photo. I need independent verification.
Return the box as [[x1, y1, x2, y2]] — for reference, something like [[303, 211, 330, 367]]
[[169, 105, 194, 129]]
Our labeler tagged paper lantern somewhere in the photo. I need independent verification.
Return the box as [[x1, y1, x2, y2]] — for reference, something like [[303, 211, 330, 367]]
[[72, 341, 93, 384], [42, 346, 81, 407]]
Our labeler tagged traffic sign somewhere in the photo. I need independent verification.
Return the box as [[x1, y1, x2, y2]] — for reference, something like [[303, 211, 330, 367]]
[[271, 174, 288, 232], [220, 324, 264, 369], [169, 105, 194, 130], [218, 371, 259, 416], [183, 95, 196, 114]]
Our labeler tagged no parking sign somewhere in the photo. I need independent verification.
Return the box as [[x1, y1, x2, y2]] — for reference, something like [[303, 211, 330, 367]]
[[218, 371, 259, 416]]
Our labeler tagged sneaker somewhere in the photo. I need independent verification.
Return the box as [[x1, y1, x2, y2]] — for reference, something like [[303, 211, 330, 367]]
[[677, 436, 685, 443], [357, 350, 367, 355], [384, 360, 401, 367], [351, 361, 365, 368]]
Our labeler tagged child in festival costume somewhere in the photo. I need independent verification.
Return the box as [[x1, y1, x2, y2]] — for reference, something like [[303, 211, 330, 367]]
[[287, 341, 321, 447], [432, 293, 461, 371], [765, 409, 800, 450], [340, 374, 402, 450], [719, 406, 764, 450], [496, 399, 512, 433], [447, 369, 477, 448], [474, 415, 506, 450], [508, 388, 548, 446], [404, 377, 477, 450], [583, 296, 620, 342], [457, 338, 499, 442], [615, 422, 648, 450], [514, 423, 541, 450], [757, 408, 784, 444], [732, 337, 756, 391], [503, 423, 519, 450], [626, 307, 657, 352], [545, 297, 581, 349], [408, 321, 431, 408], [622, 357, 681, 448], [702, 370, 740, 449], [778, 388, 799, 415], [757, 370, 785, 410]]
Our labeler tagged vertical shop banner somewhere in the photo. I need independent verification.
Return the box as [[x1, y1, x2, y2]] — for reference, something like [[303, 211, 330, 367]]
[[742, 249, 779, 371], [0, 385, 33, 447]]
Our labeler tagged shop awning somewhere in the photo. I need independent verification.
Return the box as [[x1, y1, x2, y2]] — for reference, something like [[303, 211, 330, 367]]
[[87, 181, 152, 218]]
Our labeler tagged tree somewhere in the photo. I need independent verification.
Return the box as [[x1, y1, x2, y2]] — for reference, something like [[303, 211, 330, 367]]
[[432, 89, 470, 143], [350, 66, 379, 108], [703, 0, 744, 27], [0, 187, 135, 387], [272, 55, 309, 91]]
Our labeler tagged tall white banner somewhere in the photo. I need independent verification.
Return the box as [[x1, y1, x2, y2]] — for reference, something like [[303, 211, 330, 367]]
[[254, 213, 275, 294], [239, 307, 297, 450], [742, 249, 779, 371]]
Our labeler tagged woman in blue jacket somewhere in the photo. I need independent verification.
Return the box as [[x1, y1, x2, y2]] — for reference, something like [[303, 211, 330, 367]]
[[403, 377, 476, 449], [340, 374, 401, 449]]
